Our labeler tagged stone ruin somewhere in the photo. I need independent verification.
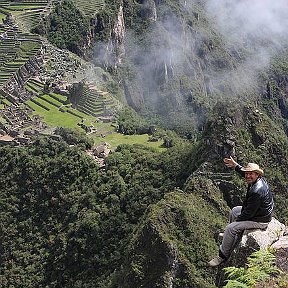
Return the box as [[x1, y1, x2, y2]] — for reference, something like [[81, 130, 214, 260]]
[[0, 103, 47, 145], [86, 142, 111, 167], [38, 42, 82, 85]]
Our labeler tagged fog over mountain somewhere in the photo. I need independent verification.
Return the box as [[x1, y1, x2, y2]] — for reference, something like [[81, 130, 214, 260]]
[[90, 0, 288, 130], [204, 0, 288, 91], [206, 0, 288, 41]]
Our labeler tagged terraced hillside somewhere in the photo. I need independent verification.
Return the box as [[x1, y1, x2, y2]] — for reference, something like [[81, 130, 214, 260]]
[[72, 0, 105, 16], [0, 0, 51, 31], [24, 78, 98, 129], [0, 23, 42, 88], [73, 83, 118, 117], [0, 2, 120, 135]]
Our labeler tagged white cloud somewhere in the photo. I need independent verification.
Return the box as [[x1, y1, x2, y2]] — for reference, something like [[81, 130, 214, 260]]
[[205, 0, 288, 45]]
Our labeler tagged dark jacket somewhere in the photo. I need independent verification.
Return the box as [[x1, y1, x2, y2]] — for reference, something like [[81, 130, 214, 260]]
[[235, 165, 274, 223]]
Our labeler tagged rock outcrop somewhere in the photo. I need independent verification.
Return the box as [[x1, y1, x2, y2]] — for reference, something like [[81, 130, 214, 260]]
[[217, 218, 287, 286], [141, 0, 157, 22], [111, 3, 125, 67], [234, 218, 286, 264], [97, 3, 125, 69]]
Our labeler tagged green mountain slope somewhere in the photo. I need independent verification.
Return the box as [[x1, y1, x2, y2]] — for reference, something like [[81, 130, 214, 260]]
[[111, 179, 228, 288], [0, 1, 288, 287]]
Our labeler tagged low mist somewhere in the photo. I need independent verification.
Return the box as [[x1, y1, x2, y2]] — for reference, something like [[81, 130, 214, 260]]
[[92, 0, 288, 130]]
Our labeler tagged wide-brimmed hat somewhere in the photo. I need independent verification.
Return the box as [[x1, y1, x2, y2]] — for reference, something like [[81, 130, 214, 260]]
[[240, 163, 264, 176]]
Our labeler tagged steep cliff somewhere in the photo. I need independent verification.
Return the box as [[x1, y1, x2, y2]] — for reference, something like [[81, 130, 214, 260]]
[[110, 184, 227, 288], [91, 0, 288, 134], [107, 102, 288, 287]]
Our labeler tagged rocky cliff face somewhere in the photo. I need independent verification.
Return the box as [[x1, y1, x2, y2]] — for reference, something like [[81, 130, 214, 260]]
[[97, 0, 256, 130], [84, 0, 288, 134], [87, 2, 126, 69], [141, 0, 157, 22], [110, 3, 126, 68], [262, 75, 288, 135]]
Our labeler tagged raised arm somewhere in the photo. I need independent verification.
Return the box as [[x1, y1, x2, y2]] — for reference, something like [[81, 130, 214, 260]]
[[223, 156, 245, 177], [223, 156, 238, 168]]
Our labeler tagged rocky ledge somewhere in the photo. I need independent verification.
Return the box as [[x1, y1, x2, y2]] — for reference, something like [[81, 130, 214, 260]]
[[217, 217, 288, 286]]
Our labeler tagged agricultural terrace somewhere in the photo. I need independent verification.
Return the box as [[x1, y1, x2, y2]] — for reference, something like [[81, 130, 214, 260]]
[[72, 0, 105, 17], [24, 79, 97, 129], [75, 83, 118, 117], [0, 0, 50, 31], [0, 24, 42, 87]]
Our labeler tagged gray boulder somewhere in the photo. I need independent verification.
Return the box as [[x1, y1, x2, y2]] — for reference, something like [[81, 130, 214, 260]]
[[231, 217, 285, 267], [216, 218, 286, 286], [240, 217, 286, 250]]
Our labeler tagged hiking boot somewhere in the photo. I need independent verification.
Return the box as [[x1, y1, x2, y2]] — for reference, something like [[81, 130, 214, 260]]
[[208, 256, 225, 267]]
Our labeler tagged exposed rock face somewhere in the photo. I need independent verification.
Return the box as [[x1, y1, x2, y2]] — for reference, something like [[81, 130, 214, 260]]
[[112, 4, 125, 67], [264, 77, 288, 121], [271, 235, 288, 249], [141, 0, 157, 22], [100, 3, 126, 69], [239, 218, 285, 252]]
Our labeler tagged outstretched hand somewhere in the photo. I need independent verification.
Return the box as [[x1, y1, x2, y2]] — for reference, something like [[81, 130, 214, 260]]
[[223, 156, 238, 168]]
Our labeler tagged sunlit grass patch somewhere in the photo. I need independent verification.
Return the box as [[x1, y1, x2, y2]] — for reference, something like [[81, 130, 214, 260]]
[[92, 132, 166, 152], [0, 12, 6, 22], [26, 99, 82, 129]]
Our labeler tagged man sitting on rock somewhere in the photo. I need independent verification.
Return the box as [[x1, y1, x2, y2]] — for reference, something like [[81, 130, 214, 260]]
[[208, 156, 274, 267]]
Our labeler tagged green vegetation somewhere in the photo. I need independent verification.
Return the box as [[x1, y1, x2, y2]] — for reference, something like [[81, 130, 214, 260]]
[[0, 1, 49, 31], [223, 249, 280, 288], [203, 103, 288, 224], [0, 23, 41, 86], [33, 0, 89, 54], [92, 0, 122, 41], [0, 11, 6, 22], [93, 132, 166, 151], [24, 79, 99, 130], [55, 127, 93, 149], [26, 98, 84, 128], [0, 134, 194, 287], [117, 107, 150, 135], [69, 82, 118, 117], [1, 100, 288, 287], [0, 1, 288, 287], [111, 180, 227, 287], [72, 0, 105, 16]]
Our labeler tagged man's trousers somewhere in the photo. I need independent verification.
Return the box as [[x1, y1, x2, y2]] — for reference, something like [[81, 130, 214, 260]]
[[220, 206, 269, 258]]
